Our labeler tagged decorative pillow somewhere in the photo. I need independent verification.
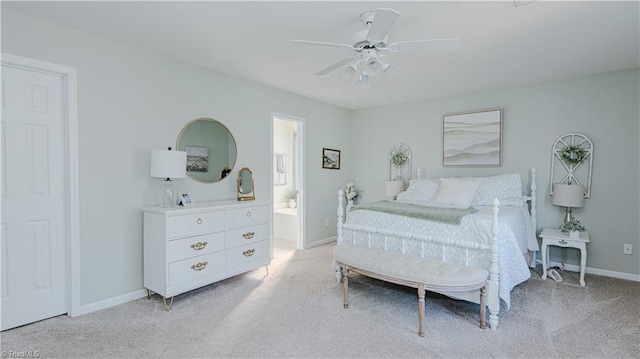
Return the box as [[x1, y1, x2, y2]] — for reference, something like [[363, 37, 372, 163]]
[[470, 173, 524, 206], [430, 178, 480, 209], [396, 179, 440, 204]]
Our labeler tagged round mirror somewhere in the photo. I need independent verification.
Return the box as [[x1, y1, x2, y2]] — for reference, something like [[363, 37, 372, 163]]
[[176, 117, 237, 183]]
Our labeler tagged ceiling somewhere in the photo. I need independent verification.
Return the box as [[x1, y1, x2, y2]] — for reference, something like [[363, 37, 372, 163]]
[[3, 1, 639, 110]]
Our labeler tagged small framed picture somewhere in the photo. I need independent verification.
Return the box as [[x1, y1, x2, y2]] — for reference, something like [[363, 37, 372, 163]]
[[322, 148, 341, 170], [179, 193, 194, 206]]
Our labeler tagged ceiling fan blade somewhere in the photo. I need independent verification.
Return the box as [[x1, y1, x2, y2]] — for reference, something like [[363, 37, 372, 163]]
[[290, 40, 353, 50], [388, 38, 461, 53], [315, 55, 361, 76], [366, 8, 401, 44]]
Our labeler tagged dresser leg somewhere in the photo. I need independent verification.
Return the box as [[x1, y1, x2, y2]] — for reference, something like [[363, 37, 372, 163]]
[[265, 265, 269, 276], [162, 296, 174, 311], [146, 289, 152, 300]]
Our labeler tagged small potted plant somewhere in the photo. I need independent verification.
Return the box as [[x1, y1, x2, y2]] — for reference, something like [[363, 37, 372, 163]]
[[344, 182, 362, 204], [286, 190, 298, 208], [559, 217, 586, 238]]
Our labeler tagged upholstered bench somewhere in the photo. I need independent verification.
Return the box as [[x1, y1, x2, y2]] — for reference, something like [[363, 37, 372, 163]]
[[333, 243, 489, 337]]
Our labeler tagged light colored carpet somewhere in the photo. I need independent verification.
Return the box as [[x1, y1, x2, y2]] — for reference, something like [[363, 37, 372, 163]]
[[2, 242, 639, 358]]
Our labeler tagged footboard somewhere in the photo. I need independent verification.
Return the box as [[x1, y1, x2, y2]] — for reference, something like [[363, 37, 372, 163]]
[[336, 190, 501, 330]]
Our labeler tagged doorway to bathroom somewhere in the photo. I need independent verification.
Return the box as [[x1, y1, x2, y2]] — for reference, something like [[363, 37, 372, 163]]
[[272, 114, 305, 251]]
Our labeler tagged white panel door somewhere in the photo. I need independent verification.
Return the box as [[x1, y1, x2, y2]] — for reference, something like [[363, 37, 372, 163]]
[[1, 65, 67, 330]]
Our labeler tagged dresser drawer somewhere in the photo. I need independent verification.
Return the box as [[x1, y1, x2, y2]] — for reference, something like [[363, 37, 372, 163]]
[[168, 232, 225, 262], [168, 251, 225, 286], [225, 206, 267, 229], [225, 223, 268, 249], [167, 212, 224, 239], [226, 240, 269, 268]]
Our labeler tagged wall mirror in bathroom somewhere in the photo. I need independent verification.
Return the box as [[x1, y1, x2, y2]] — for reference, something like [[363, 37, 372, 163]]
[[176, 117, 237, 183], [237, 167, 255, 201]]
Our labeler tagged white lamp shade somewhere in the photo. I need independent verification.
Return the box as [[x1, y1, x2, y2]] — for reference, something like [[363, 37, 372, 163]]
[[552, 183, 584, 208], [150, 149, 187, 179], [385, 180, 404, 198]]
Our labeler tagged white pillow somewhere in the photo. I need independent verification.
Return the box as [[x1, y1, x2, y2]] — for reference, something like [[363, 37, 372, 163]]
[[470, 173, 524, 206], [431, 178, 480, 209], [396, 179, 440, 204]]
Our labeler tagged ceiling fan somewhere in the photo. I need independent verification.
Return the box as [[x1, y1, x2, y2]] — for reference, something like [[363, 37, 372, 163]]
[[291, 8, 461, 87]]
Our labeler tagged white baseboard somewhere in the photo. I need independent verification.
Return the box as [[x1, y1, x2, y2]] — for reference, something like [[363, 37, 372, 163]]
[[538, 260, 640, 282], [79, 237, 338, 316], [79, 289, 147, 316], [305, 235, 336, 249]]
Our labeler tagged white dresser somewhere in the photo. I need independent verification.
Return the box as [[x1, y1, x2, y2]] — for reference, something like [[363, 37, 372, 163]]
[[143, 200, 271, 309]]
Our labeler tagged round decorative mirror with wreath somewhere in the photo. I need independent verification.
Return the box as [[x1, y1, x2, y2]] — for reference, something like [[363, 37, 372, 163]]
[[549, 133, 593, 197]]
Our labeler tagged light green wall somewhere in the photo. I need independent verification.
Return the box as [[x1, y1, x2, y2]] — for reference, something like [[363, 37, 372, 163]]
[[2, 10, 351, 306], [3, 9, 638, 311], [349, 68, 640, 276]]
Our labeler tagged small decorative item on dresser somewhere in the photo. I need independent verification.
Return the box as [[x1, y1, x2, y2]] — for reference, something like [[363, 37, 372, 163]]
[[178, 193, 194, 206], [237, 167, 255, 201]]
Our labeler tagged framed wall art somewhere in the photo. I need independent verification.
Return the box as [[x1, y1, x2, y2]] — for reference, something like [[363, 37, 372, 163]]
[[442, 108, 503, 167], [322, 148, 341, 170]]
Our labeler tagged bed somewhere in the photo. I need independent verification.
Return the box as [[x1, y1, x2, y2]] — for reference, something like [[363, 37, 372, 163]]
[[335, 169, 538, 329]]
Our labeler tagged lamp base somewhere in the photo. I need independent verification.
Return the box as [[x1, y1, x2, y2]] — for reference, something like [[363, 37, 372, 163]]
[[563, 207, 573, 224], [160, 179, 176, 208]]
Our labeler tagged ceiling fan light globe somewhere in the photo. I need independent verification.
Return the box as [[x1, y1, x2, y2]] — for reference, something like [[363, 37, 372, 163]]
[[356, 74, 370, 88], [365, 58, 385, 77]]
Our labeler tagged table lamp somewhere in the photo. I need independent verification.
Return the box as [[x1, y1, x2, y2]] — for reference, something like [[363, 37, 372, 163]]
[[150, 147, 187, 207], [385, 180, 404, 200], [552, 183, 584, 224]]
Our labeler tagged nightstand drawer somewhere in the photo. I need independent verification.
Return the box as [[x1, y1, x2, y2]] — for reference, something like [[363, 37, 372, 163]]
[[168, 232, 225, 262], [548, 238, 573, 247], [168, 251, 225, 286]]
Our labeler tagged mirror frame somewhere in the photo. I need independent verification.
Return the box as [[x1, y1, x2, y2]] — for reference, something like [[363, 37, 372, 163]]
[[176, 117, 237, 184], [237, 167, 255, 201]]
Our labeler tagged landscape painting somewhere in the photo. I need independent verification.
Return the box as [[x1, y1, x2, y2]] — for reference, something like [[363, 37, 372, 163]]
[[322, 148, 340, 170], [443, 109, 503, 167], [186, 146, 209, 172]]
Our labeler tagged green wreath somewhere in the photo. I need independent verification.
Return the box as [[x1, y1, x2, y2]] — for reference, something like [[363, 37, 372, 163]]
[[559, 145, 587, 166]]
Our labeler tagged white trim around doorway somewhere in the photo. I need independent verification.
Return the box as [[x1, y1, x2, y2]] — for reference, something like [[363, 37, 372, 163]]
[[271, 112, 306, 250]]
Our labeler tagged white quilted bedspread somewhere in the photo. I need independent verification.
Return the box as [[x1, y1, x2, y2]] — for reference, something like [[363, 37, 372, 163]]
[[341, 205, 538, 308]]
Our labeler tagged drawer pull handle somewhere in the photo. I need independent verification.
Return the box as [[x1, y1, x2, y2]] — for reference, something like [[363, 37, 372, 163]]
[[242, 232, 255, 239], [190, 241, 208, 250], [191, 261, 208, 271], [246, 211, 252, 217], [243, 249, 255, 257], [196, 218, 203, 225], [559, 240, 568, 245]]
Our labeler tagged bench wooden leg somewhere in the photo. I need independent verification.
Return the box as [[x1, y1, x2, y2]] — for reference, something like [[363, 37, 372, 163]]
[[479, 286, 487, 329], [418, 283, 425, 337], [342, 265, 349, 309]]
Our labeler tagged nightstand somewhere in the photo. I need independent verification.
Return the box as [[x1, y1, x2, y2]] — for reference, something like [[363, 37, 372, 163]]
[[539, 228, 590, 286]]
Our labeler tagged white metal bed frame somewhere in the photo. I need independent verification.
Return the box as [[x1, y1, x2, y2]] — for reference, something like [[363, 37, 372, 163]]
[[335, 168, 537, 330]]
